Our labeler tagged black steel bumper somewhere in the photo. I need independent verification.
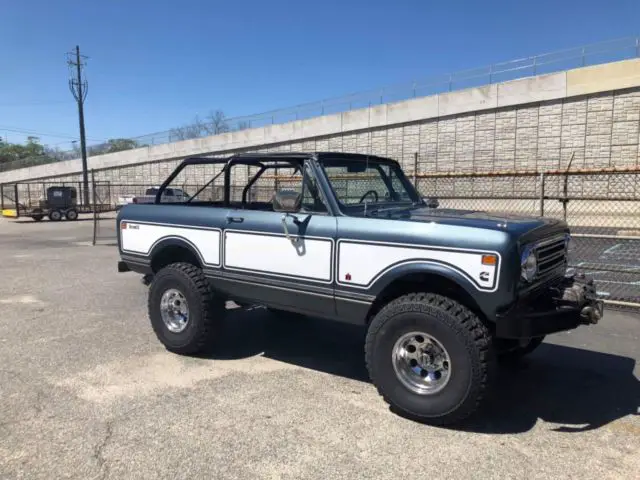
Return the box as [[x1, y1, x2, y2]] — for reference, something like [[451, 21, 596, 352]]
[[118, 257, 153, 276], [495, 273, 604, 339]]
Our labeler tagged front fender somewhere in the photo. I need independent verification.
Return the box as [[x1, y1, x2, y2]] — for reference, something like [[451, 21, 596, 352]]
[[368, 261, 481, 299]]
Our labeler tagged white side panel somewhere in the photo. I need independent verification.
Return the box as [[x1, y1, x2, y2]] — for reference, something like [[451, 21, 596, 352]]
[[224, 232, 332, 282], [338, 242, 497, 290], [121, 223, 221, 266]]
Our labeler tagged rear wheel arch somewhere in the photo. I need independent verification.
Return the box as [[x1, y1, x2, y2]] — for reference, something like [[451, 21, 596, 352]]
[[150, 239, 203, 273]]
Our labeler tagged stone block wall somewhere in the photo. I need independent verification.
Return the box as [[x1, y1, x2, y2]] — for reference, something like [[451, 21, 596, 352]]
[[7, 88, 640, 204]]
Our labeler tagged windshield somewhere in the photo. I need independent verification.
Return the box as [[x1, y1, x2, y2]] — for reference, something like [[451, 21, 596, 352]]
[[319, 157, 420, 211]]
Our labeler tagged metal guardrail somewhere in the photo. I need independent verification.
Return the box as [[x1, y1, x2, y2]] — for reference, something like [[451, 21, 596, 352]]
[[1, 35, 639, 173]]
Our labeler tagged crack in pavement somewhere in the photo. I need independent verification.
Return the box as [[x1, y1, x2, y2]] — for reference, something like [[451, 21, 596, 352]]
[[92, 421, 114, 480], [89, 406, 142, 480]]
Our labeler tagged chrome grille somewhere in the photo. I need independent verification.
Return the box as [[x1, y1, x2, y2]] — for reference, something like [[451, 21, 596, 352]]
[[536, 236, 567, 279]]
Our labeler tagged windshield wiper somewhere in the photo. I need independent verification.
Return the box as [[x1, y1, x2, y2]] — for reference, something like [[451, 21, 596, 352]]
[[367, 204, 412, 216]]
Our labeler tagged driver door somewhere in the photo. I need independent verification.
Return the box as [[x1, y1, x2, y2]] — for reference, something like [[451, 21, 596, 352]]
[[221, 161, 337, 317]]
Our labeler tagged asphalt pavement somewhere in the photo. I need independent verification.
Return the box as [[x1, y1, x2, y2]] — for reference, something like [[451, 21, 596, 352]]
[[570, 236, 640, 302], [0, 217, 639, 479]]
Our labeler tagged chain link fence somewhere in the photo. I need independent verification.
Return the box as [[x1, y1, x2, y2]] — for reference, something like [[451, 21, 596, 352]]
[[85, 166, 640, 307], [1, 180, 95, 217], [417, 169, 640, 306]]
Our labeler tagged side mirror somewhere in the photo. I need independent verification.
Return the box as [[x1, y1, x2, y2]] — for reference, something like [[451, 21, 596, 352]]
[[272, 190, 302, 213], [424, 197, 439, 208]]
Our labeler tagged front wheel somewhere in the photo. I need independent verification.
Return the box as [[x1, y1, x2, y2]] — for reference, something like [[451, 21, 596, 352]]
[[65, 208, 78, 221], [148, 263, 225, 355], [366, 293, 494, 425]]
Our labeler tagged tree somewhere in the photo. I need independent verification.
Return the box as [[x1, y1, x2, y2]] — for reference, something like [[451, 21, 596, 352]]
[[23, 136, 45, 157], [87, 143, 108, 156], [204, 110, 229, 135], [0, 136, 47, 164], [86, 138, 139, 156], [169, 124, 202, 141], [43, 145, 68, 161], [170, 111, 229, 140], [236, 120, 251, 131], [105, 138, 139, 153]]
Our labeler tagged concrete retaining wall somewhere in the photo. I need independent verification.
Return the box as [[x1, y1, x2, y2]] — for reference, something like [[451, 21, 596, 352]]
[[2, 59, 640, 187]]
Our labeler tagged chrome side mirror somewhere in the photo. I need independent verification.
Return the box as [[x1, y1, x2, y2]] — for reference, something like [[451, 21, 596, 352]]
[[272, 190, 302, 213]]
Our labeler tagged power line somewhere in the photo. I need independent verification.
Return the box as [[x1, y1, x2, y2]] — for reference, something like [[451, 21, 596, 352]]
[[0, 125, 104, 142], [0, 100, 73, 107]]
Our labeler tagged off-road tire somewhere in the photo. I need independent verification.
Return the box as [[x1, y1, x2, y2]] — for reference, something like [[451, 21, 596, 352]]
[[48, 209, 62, 221], [498, 336, 545, 363], [65, 208, 78, 221], [31, 209, 44, 221], [365, 293, 494, 425], [148, 262, 224, 355]]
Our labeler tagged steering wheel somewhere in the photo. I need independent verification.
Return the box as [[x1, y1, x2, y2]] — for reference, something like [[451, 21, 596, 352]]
[[359, 190, 379, 203]]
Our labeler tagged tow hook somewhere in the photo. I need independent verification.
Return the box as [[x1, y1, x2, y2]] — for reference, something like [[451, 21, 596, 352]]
[[558, 273, 603, 325], [580, 303, 603, 325]]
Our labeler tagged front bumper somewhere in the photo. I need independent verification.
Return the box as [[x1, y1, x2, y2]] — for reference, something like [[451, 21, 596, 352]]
[[495, 273, 603, 339]]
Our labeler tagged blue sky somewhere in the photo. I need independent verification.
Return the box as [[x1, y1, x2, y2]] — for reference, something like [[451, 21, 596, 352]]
[[1, 0, 639, 149]]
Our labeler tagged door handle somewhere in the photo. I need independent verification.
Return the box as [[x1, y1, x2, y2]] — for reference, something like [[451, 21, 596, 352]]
[[226, 216, 244, 224]]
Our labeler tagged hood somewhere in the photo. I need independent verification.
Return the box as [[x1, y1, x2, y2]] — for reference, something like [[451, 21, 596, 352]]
[[368, 206, 568, 240]]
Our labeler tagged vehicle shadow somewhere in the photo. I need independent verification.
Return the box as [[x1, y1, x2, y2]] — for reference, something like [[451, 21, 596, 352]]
[[458, 343, 640, 434], [206, 306, 640, 434]]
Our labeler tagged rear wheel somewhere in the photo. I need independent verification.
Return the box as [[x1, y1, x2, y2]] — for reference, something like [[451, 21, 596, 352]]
[[65, 208, 78, 221], [31, 208, 44, 221], [148, 262, 225, 355], [48, 210, 62, 221], [366, 293, 494, 425]]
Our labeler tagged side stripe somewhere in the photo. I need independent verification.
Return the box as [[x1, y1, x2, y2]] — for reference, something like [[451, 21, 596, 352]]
[[119, 219, 501, 292]]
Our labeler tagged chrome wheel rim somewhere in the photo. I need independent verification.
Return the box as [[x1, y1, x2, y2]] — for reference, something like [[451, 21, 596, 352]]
[[160, 288, 189, 333], [392, 331, 452, 395]]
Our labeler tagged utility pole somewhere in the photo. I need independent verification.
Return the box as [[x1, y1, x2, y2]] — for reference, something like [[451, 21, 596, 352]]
[[67, 45, 89, 206]]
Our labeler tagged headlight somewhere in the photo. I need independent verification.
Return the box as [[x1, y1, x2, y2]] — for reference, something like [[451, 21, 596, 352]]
[[521, 246, 537, 282]]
